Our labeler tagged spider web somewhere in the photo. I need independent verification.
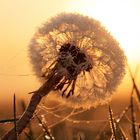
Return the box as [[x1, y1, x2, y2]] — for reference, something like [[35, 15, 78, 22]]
[[36, 93, 109, 129], [0, 50, 110, 139]]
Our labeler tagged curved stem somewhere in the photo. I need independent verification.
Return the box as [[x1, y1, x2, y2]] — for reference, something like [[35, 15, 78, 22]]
[[2, 72, 62, 140]]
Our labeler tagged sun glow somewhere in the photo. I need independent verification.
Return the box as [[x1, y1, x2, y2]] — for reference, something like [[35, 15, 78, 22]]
[[0, 0, 139, 99], [67, 0, 140, 63]]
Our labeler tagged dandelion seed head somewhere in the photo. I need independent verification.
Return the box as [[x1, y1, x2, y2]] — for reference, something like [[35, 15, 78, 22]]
[[29, 13, 126, 109]]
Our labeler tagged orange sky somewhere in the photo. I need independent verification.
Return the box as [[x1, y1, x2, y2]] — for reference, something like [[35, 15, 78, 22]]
[[0, 0, 140, 103]]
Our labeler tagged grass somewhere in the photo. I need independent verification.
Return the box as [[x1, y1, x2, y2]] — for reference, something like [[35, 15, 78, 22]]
[[13, 93, 17, 140], [0, 66, 140, 140]]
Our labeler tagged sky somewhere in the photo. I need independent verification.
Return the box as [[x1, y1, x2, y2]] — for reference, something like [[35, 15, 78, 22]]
[[0, 0, 140, 104]]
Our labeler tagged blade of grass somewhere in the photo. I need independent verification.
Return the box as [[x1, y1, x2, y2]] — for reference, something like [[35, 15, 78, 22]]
[[114, 120, 128, 140], [130, 94, 138, 140], [0, 118, 19, 124], [108, 105, 117, 140], [13, 94, 17, 140], [137, 125, 140, 140], [128, 64, 140, 105], [35, 114, 54, 140], [109, 105, 128, 140]]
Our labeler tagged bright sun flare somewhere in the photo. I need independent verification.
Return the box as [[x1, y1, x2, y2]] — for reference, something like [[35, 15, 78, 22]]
[[67, 0, 140, 63]]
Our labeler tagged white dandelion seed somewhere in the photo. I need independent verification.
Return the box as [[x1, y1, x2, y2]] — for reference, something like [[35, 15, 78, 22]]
[[29, 13, 126, 109], [2, 13, 126, 140]]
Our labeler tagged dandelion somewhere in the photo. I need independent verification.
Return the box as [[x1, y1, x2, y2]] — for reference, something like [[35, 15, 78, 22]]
[[2, 13, 126, 140], [29, 13, 125, 108]]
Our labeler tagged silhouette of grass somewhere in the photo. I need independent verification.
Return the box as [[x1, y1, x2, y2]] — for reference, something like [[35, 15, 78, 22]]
[[130, 94, 138, 140], [13, 94, 17, 140], [0, 65, 140, 140], [108, 105, 117, 140], [109, 105, 128, 140]]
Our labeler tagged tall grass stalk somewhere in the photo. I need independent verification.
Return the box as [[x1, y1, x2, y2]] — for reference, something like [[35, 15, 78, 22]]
[[128, 65, 140, 105], [109, 105, 117, 140], [13, 94, 17, 140], [130, 93, 138, 140], [35, 114, 54, 140]]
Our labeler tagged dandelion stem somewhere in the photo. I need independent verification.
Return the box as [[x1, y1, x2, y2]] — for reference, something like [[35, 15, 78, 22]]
[[1, 72, 63, 140]]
